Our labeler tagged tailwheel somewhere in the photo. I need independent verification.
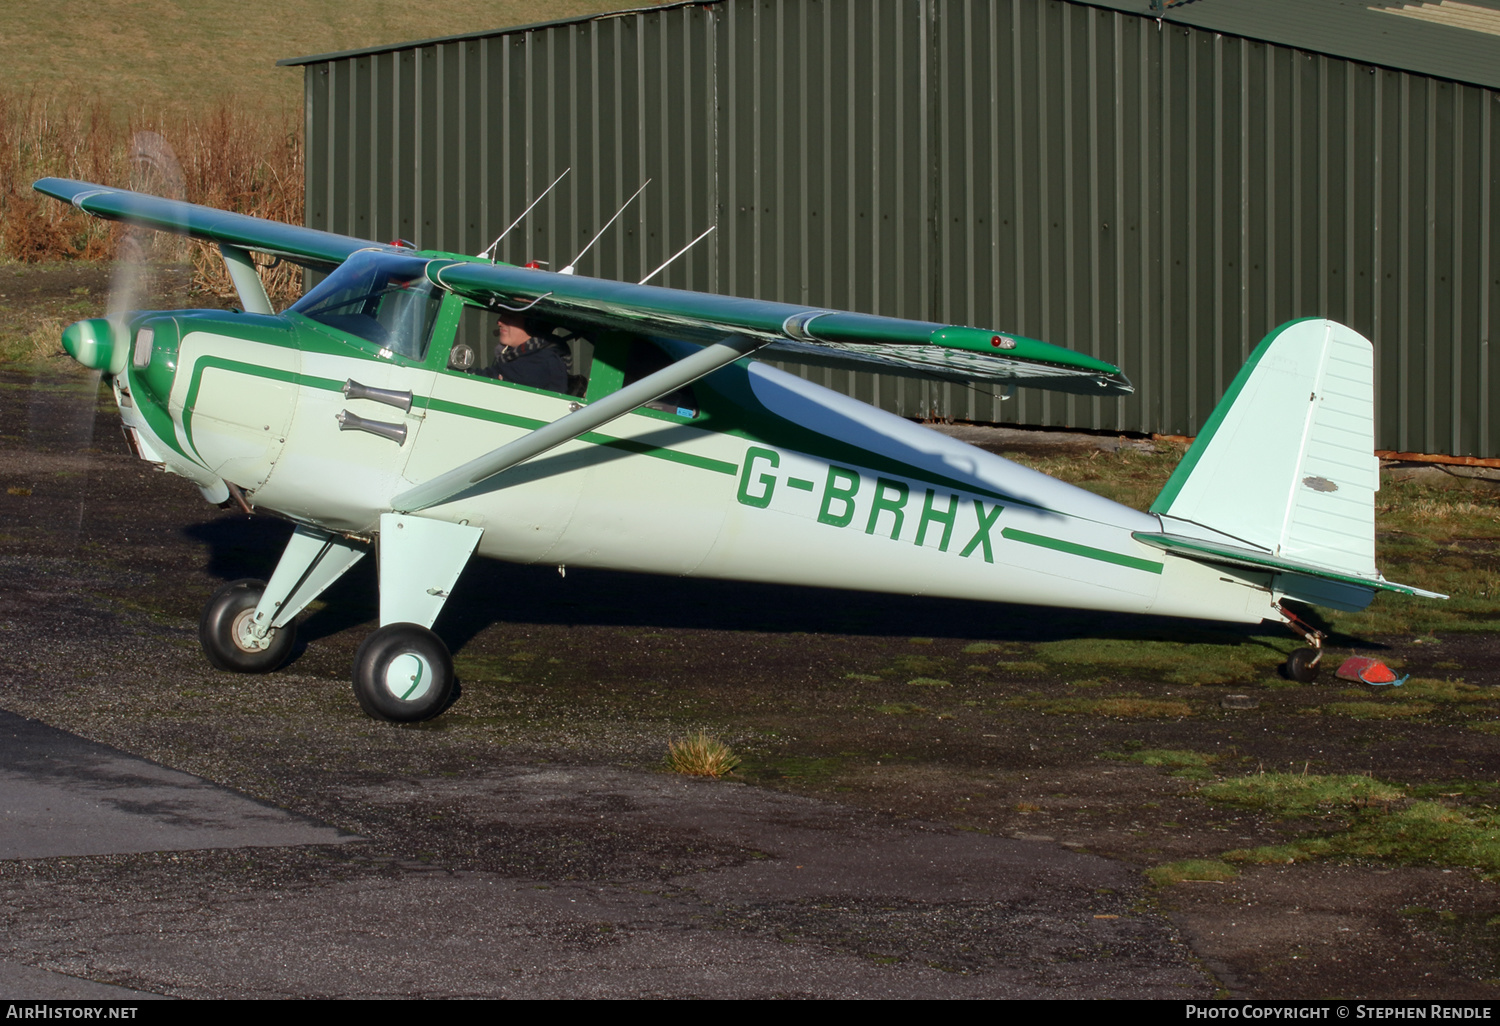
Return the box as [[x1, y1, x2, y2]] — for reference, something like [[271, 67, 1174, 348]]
[[1286, 646, 1323, 683], [352, 623, 455, 722], [199, 578, 296, 673], [1278, 602, 1326, 684]]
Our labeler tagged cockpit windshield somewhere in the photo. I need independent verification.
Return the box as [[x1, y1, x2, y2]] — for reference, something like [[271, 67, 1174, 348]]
[[289, 251, 443, 361]]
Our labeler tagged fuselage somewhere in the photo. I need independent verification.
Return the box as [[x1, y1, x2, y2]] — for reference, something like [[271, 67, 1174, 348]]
[[108, 291, 1278, 630]]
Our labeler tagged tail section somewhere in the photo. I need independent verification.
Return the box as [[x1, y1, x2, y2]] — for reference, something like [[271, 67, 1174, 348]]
[[1136, 319, 1443, 610]]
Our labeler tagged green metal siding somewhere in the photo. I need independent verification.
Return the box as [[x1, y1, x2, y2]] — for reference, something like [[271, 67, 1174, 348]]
[[299, 0, 1500, 456]]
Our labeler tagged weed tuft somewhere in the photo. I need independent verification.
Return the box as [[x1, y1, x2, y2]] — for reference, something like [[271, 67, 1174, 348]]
[[907, 677, 951, 688], [666, 731, 739, 778]]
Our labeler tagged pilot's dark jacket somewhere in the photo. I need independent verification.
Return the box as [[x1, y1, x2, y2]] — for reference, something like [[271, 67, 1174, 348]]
[[488, 336, 568, 393]]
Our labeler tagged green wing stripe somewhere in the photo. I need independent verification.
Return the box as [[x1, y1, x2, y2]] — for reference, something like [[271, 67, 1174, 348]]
[[1002, 527, 1165, 574], [34, 178, 386, 268]]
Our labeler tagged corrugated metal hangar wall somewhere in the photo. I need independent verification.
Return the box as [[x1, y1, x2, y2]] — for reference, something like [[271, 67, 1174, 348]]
[[289, 0, 1500, 456]]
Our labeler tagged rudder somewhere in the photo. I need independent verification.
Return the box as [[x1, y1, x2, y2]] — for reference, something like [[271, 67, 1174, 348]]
[[1149, 318, 1379, 579]]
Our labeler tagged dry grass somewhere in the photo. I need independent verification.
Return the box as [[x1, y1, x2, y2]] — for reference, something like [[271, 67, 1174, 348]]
[[666, 731, 740, 778], [0, 91, 304, 305], [2, 1, 634, 118]]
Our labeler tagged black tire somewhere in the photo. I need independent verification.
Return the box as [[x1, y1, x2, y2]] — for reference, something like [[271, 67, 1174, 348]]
[[351, 623, 455, 722], [1286, 647, 1322, 684], [199, 578, 296, 673]]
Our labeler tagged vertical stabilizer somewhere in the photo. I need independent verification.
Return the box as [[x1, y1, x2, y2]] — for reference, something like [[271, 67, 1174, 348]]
[[1150, 319, 1380, 578]]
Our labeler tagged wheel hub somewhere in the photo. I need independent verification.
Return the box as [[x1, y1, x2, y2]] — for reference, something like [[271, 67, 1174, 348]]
[[231, 608, 271, 652], [384, 652, 433, 701]]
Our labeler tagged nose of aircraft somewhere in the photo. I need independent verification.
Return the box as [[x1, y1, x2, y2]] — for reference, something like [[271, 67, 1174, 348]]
[[60, 317, 117, 371]]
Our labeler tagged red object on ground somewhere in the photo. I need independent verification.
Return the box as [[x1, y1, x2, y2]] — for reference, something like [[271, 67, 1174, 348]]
[[1334, 657, 1404, 685]]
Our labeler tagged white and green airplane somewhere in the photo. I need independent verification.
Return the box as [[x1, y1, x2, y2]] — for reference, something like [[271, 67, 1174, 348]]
[[36, 176, 1443, 722]]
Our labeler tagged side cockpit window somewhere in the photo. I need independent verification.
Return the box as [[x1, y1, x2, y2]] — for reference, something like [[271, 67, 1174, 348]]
[[290, 251, 443, 361], [449, 303, 591, 397], [622, 338, 698, 417]]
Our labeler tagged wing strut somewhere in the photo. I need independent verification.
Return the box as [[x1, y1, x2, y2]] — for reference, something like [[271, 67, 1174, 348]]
[[391, 335, 766, 513]]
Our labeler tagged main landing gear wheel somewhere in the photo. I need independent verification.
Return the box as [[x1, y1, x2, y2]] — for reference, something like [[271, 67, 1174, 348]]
[[1286, 647, 1323, 684], [199, 578, 296, 673], [352, 623, 455, 722]]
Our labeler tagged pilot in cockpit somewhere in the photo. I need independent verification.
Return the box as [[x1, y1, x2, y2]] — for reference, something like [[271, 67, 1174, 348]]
[[482, 312, 573, 394]]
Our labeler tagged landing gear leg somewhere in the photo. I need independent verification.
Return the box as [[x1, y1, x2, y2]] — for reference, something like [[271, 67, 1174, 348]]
[[351, 514, 482, 722], [200, 525, 367, 673], [1279, 603, 1326, 683]]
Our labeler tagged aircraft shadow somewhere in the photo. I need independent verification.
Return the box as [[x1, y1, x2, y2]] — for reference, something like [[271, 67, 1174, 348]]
[[180, 516, 1369, 664]]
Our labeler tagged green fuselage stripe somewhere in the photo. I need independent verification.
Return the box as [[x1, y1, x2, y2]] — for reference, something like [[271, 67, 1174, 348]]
[[181, 356, 737, 477], [181, 356, 331, 459], [422, 396, 738, 475], [1001, 527, 1164, 574]]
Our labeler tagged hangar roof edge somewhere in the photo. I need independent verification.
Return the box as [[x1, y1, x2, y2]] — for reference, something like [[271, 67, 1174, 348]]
[[1082, 0, 1500, 90], [278, 0, 1500, 91], [276, 1, 701, 67]]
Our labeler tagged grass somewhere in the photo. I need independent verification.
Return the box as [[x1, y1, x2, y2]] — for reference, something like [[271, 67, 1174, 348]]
[[1202, 773, 1405, 815], [1008, 445, 1498, 640], [1123, 748, 1217, 778], [0, 94, 304, 305], [0, 2, 638, 313], [883, 653, 950, 677], [1, 2, 634, 118], [1324, 701, 1435, 720], [1010, 696, 1194, 718], [1181, 770, 1500, 879], [743, 754, 843, 784], [0, 316, 68, 365], [1006, 443, 1186, 512], [1033, 635, 1284, 686], [1222, 802, 1500, 880], [1399, 677, 1499, 704], [1146, 859, 1239, 886], [665, 731, 739, 778]]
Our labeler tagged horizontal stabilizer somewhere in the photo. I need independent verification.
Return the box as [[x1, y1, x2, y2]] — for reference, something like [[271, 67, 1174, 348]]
[[1134, 532, 1447, 600]]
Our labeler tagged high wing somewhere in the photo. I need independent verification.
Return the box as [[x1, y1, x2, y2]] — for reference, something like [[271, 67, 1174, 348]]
[[33, 177, 399, 270], [34, 176, 1132, 395], [757, 339, 1125, 396], [427, 260, 1133, 396]]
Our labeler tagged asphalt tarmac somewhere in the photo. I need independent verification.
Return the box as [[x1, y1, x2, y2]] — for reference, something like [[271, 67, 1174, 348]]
[[0, 704, 1212, 998]]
